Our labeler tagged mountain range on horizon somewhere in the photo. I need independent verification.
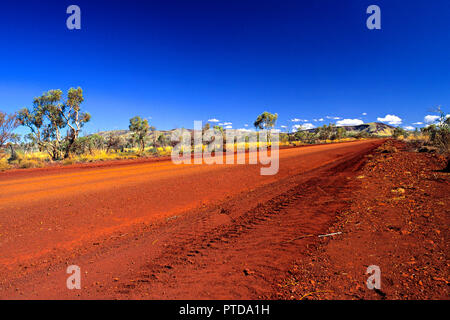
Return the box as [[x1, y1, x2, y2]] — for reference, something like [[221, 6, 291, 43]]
[[92, 122, 397, 140]]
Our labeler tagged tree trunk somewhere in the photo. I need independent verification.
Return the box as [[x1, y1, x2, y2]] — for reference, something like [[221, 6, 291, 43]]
[[8, 144, 17, 162], [64, 135, 76, 159]]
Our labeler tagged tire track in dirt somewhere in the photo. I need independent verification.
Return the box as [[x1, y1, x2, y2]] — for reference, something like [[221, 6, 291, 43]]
[[0, 140, 383, 299], [106, 145, 377, 299]]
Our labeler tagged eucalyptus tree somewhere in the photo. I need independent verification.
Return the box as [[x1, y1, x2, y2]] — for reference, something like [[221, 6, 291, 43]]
[[129, 116, 149, 153], [62, 87, 91, 158], [17, 88, 91, 160], [254, 111, 278, 142], [0, 111, 19, 149]]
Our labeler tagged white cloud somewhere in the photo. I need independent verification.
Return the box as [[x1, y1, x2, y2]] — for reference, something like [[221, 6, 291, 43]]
[[362, 112, 367, 116], [326, 116, 341, 120], [377, 114, 402, 125], [336, 119, 364, 126], [412, 122, 423, 125], [224, 125, 232, 129], [293, 123, 315, 131], [223, 122, 232, 125], [404, 126, 415, 131], [424, 115, 439, 124], [290, 118, 309, 122], [237, 128, 252, 132], [244, 124, 249, 127], [303, 123, 315, 129], [280, 125, 287, 128], [318, 118, 324, 121], [208, 118, 219, 123]]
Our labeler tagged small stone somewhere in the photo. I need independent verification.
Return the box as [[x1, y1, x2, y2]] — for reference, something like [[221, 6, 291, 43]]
[[243, 268, 254, 276]]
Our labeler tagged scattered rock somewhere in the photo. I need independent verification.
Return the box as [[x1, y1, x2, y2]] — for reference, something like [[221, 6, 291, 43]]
[[391, 187, 405, 194], [378, 145, 398, 154], [272, 140, 449, 300], [243, 268, 254, 276], [418, 146, 439, 153]]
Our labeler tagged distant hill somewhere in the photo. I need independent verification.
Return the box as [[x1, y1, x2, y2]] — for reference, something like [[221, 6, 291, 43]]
[[93, 129, 171, 143], [90, 122, 396, 141], [303, 122, 395, 136]]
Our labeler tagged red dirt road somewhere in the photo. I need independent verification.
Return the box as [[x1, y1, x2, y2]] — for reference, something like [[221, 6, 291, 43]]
[[0, 140, 383, 299]]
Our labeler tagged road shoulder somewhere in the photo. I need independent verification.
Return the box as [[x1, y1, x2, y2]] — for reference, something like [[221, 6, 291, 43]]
[[272, 140, 449, 300]]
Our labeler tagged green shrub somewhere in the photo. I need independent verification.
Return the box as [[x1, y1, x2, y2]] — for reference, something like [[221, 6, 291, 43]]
[[421, 109, 449, 154]]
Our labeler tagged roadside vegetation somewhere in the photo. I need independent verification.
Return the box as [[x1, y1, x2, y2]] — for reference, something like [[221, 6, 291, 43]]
[[391, 107, 449, 171], [1, 89, 447, 172]]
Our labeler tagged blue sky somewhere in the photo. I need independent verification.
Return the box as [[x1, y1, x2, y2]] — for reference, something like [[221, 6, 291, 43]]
[[0, 0, 449, 135]]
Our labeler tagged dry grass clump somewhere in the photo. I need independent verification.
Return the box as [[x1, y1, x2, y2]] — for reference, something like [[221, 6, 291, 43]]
[[17, 159, 44, 169], [6, 152, 47, 169], [0, 156, 10, 171]]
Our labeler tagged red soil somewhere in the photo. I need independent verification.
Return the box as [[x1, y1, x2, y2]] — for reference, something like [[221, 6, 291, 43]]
[[272, 140, 449, 300], [0, 140, 385, 299]]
